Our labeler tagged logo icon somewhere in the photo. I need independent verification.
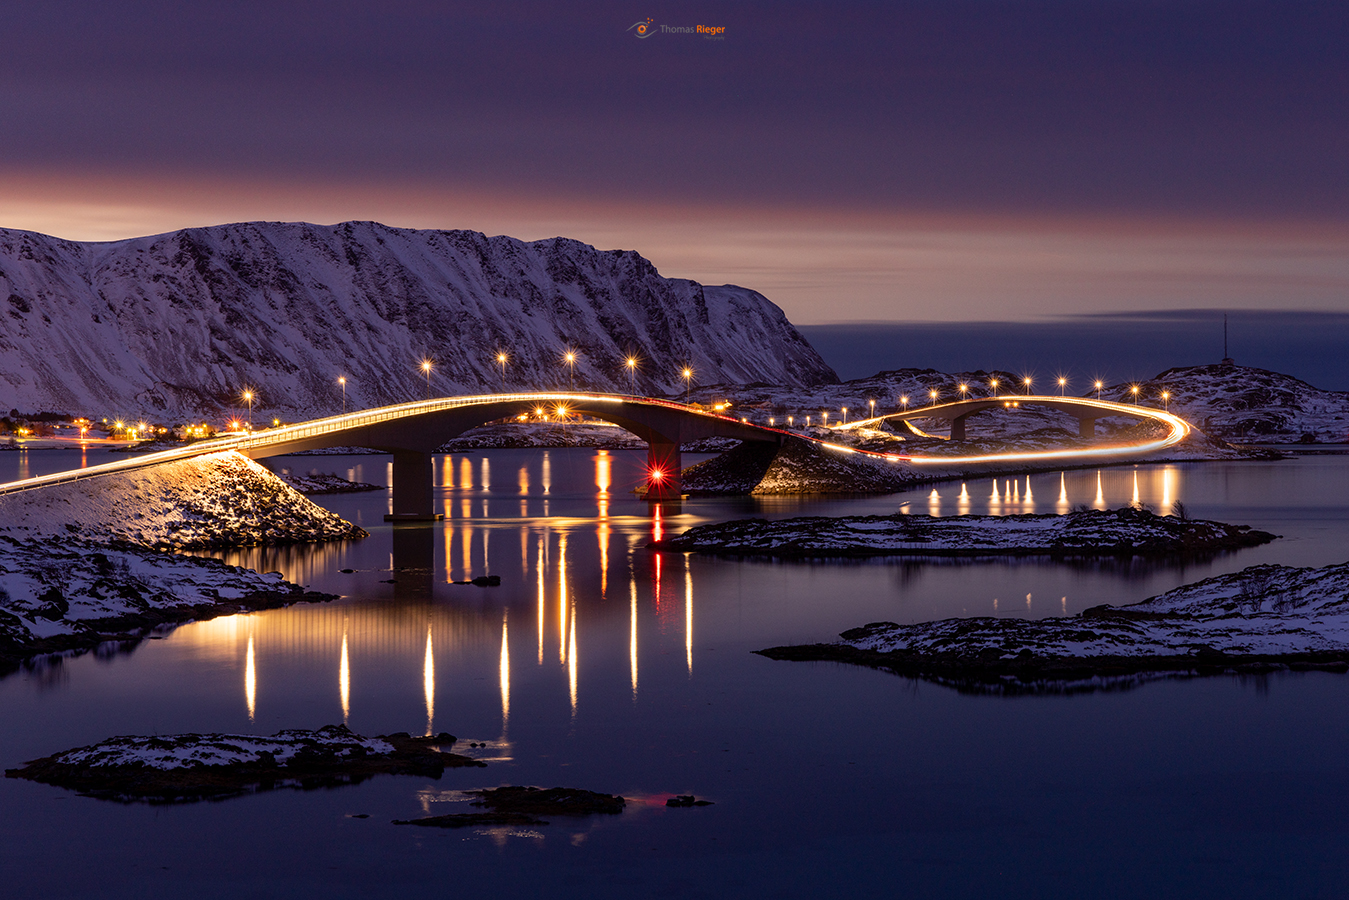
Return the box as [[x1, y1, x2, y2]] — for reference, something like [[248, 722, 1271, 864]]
[[627, 18, 655, 38]]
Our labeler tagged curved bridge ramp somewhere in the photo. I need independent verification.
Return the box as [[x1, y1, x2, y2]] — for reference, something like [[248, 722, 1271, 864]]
[[0, 393, 1190, 506]]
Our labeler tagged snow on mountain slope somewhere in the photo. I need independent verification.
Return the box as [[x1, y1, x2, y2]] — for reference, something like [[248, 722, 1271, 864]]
[[0, 221, 836, 419], [1102, 363, 1349, 443]]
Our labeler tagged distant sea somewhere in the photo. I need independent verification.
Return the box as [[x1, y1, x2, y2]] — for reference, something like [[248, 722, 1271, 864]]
[[800, 309, 1349, 390]]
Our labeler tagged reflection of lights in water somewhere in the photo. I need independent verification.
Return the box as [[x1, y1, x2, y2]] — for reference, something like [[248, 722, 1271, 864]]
[[1026, 592, 1032, 609], [423, 626, 435, 737], [441, 455, 453, 488], [598, 514, 610, 599], [993, 598, 999, 611], [957, 483, 971, 515], [928, 487, 940, 516], [1057, 472, 1069, 513], [460, 456, 472, 492], [542, 452, 551, 494], [568, 610, 578, 716], [443, 524, 454, 583], [558, 534, 568, 663], [517, 465, 529, 495], [1132, 470, 1140, 506], [537, 536, 545, 664], [482, 528, 490, 574], [520, 528, 528, 576], [481, 456, 490, 491], [595, 451, 611, 494], [629, 574, 639, 700], [652, 505, 663, 543], [1094, 471, 1106, 508], [1023, 476, 1033, 507], [1162, 467, 1173, 513], [685, 556, 693, 675], [990, 479, 1000, 504], [499, 613, 510, 730], [245, 633, 256, 721], [1012, 479, 1019, 501], [339, 625, 350, 724], [461, 521, 472, 579], [1061, 596, 1067, 613]]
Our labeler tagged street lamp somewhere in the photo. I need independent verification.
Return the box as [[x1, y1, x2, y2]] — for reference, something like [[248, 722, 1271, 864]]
[[1057, 377, 1067, 396], [496, 352, 508, 391], [958, 383, 969, 400], [1023, 376, 1033, 395], [1130, 384, 1140, 404], [681, 366, 693, 403], [900, 395, 909, 412], [242, 390, 254, 430], [563, 350, 577, 390], [989, 378, 999, 396], [1094, 380, 1103, 400], [1161, 390, 1171, 410], [869, 398, 875, 419], [625, 356, 639, 395], [841, 406, 848, 424], [929, 389, 939, 406], [337, 376, 347, 414], [420, 360, 433, 399]]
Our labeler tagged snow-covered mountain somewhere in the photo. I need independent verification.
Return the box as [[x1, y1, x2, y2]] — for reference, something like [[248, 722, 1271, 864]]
[[0, 221, 836, 420], [1102, 363, 1349, 443]]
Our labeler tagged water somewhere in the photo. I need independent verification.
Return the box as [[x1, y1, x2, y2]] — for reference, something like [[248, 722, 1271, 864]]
[[2, 447, 1348, 898]]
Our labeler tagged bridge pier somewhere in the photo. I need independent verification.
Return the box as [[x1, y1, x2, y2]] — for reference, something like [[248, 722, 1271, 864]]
[[384, 450, 443, 521], [645, 441, 683, 500], [951, 414, 970, 442], [1078, 418, 1096, 438]]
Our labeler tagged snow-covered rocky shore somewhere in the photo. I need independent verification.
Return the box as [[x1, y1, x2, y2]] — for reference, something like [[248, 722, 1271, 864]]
[[653, 507, 1276, 558], [4, 724, 482, 802], [756, 560, 1349, 694], [0, 451, 367, 666], [0, 534, 335, 668], [0, 451, 365, 549]]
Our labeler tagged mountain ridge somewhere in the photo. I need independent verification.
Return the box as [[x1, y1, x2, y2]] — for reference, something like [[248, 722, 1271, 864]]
[[0, 220, 837, 419]]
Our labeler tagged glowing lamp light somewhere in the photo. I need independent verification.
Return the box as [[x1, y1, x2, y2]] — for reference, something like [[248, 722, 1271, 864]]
[[650, 468, 665, 482]]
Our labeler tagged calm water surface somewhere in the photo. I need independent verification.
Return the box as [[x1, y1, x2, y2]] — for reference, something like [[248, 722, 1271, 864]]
[[2, 447, 1348, 898]]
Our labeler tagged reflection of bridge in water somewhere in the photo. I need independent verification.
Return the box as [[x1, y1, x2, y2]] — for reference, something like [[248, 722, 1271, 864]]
[[0, 392, 1191, 504]]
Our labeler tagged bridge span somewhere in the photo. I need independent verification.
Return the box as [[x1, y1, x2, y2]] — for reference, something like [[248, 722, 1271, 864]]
[[0, 392, 1190, 510]]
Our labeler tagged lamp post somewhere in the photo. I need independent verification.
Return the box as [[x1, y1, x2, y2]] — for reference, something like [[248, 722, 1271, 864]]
[[1094, 380, 1103, 400], [496, 352, 508, 391], [420, 360, 434, 399], [681, 366, 692, 404], [900, 395, 909, 413], [242, 390, 254, 430], [841, 406, 848, 424], [626, 356, 638, 395], [1023, 376, 1033, 395], [989, 378, 999, 396], [929, 389, 939, 407], [958, 383, 969, 400], [869, 398, 875, 419], [563, 350, 577, 390], [1130, 385, 1140, 404], [1161, 390, 1171, 410], [337, 376, 346, 414]]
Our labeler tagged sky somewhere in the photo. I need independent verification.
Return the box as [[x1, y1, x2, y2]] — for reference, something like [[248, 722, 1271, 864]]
[[2, 1, 1347, 369]]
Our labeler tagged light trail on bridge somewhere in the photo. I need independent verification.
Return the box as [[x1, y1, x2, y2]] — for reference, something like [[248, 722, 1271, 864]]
[[0, 391, 1192, 497]]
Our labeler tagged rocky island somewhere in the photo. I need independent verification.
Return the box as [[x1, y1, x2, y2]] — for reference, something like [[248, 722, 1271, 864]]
[[757, 560, 1349, 695], [653, 507, 1277, 559]]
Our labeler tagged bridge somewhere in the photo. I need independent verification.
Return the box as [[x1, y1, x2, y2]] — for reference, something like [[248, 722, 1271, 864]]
[[837, 394, 1177, 443], [0, 392, 1190, 509]]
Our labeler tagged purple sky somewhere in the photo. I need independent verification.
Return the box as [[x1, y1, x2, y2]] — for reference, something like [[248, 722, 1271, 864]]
[[3, 1, 1347, 325]]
